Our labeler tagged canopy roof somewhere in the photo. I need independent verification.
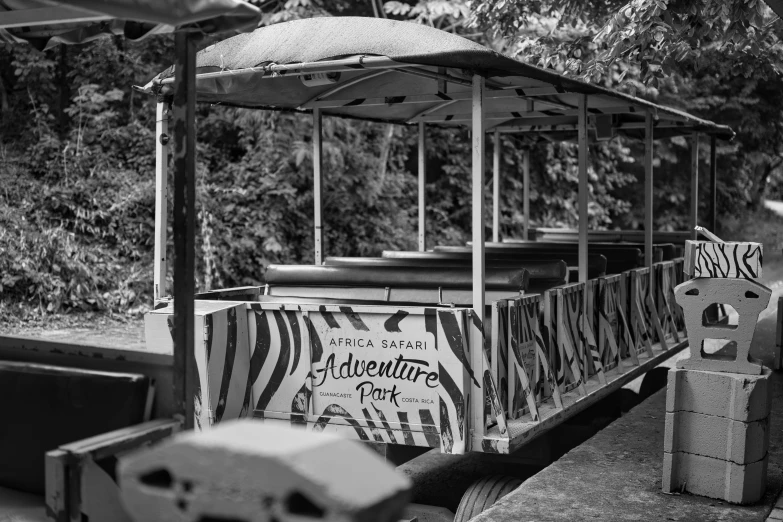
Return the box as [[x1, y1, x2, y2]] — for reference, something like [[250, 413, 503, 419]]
[[0, 0, 261, 49], [146, 16, 734, 141]]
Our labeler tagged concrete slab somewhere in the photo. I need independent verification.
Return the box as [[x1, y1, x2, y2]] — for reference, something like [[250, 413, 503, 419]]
[[472, 260, 783, 522]]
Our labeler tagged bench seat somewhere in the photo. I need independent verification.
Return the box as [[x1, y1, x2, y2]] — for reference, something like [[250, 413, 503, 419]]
[[0, 361, 152, 495]]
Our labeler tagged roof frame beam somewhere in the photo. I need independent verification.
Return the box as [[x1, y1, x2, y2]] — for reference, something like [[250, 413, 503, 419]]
[[0, 6, 110, 28], [304, 86, 576, 110]]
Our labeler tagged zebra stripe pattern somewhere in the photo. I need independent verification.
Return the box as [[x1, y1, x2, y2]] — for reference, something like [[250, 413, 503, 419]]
[[155, 301, 252, 431], [684, 240, 763, 279], [247, 303, 480, 455]]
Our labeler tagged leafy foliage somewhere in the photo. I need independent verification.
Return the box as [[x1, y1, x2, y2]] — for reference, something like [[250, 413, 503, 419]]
[[1, 0, 781, 321]]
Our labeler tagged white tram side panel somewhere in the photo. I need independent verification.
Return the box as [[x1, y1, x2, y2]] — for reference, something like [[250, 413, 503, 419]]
[[248, 304, 474, 455]]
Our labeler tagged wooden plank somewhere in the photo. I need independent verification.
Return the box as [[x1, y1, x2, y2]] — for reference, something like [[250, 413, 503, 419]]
[[172, 33, 197, 431], [577, 95, 588, 283], [153, 102, 169, 302], [418, 122, 426, 251], [313, 108, 324, 264], [45, 449, 69, 522], [470, 74, 487, 447], [690, 133, 699, 240]]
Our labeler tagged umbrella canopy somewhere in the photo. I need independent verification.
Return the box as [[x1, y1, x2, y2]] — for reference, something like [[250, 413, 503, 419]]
[[144, 16, 734, 141], [0, 0, 261, 49]]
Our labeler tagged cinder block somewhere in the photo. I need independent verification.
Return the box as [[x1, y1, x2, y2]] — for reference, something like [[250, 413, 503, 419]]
[[674, 277, 771, 375], [666, 367, 772, 422], [662, 451, 767, 504], [664, 411, 769, 464], [119, 420, 411, 522], [684, 240, 763, 279]]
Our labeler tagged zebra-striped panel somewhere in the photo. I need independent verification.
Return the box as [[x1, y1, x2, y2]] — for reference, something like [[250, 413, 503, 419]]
[[144, 301, 252, 431], [247, 303, 474, 455], [490, 300, 510, 414], [629, 268, 655, 358], [655, 261, 681, 344], [598, 274, 624, 371], [684, 240, 763, 279], [555, 284, 588, 395]]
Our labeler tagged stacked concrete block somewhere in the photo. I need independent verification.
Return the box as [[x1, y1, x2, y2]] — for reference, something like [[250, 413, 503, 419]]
[[118, 420, 412, 522], [663, 367, 772, 503], [665, 235, 773, 504]]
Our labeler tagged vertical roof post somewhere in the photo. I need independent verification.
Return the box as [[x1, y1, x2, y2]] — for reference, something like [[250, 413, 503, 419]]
[[313, 108, 324, 265], [492, 129, 500, 242], [709, 135, 717, 233], [522, 149, 530, 241], [690, 133, 700, 240], [418, 122, 426, 252], [577, 94, 588, 283], [172, 32, 197, 431], [154, 101, 169, 303], [470, 74, 486, 449], [644, 113, 654, 271], [523, 99, 533, 241]]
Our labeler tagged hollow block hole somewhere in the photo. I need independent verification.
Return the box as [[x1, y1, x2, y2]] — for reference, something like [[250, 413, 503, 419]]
[[702, 304, 738, 329], [701, 338, 737, 359], [285, 491, 326, 518], [139, 468, 173, 489]]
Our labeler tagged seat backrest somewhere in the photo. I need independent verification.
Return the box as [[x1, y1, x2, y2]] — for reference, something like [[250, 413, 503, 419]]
[[265, 264, 529, 290], [0, 361, 151, 495], [264, 264, 531, 306], [324, 256, 570, 281]]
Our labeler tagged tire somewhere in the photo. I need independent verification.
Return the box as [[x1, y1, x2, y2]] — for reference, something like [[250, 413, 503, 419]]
[[453, 475, 522, 522]]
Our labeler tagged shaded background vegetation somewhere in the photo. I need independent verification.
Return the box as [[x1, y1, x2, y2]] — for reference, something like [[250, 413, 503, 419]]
[[2, 0, 782, 321]]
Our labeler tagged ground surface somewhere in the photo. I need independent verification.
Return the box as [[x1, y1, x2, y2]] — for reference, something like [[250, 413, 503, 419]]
[[472, 252, 783, 522]]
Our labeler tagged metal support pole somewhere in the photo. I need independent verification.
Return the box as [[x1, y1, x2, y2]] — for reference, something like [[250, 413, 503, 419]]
[[709, 135, 717, 233], [172, 33, 197, 431], [644, 113, 654, 271], [523, 149, 530, 241], [313, 108, 324, 265], [470, 74, 486, 450], [690, 133, 699, 240], [418, 122, 426, 251], [492, 129, 500, 242], [154, 102, 169, 302], [577, 95, 588, 283], [523, 99, 533, 240]]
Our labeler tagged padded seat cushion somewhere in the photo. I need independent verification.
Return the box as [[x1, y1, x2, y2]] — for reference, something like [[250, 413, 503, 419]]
[[323, 257, 568, 281], [265, 265, 529, 291], [0, 362, 151, 495]]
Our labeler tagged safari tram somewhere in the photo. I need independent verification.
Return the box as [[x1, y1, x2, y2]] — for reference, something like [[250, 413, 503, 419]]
[[0, 12, 736, 522]]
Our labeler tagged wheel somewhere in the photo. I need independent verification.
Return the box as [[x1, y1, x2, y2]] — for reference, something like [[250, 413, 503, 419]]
[[453, 475, 522, 522]]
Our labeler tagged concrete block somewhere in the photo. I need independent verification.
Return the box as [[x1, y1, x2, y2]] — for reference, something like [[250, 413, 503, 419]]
[[664, 411, 769, 464], [675, 277, 771, 375], [662, 451, 767, 504], [666, 367, 772, 422], [119, 420, 411, 522], [684, 240, 763, 279]]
